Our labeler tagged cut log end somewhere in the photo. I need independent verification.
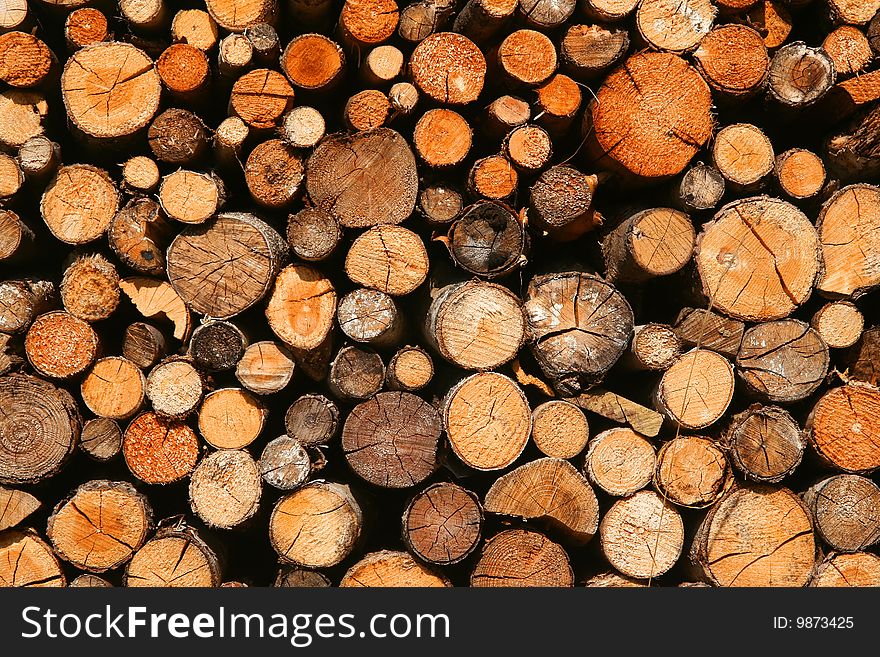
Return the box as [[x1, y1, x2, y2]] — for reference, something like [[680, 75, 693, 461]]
[[403, 483, 482, 565]]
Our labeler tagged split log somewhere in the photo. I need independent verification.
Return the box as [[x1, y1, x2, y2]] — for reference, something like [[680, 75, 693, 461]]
[[0, 152, 22, 199], [584, 428, 655, 497], [452, 0, 516, 43], [337, 288, 405, 347], [47, 480, 152, 572], [171, 9, 218, 50], [168, 212, 288, 319], [810, 553, 880, 587], [60, 254, 119, 323], [123, 411, 199, 484], [485, 458, 599, 544], [828, 0, 879, 26], [342, 550, 449, 587], [448, 201, 525, 278], [695, 196, 821, 321], [286, 207, 340, 262], [148, 109, 210, 165], [845, 326, 880, 386], [80, 357, 146, 420], [655, 349, 735, 429], [402, 482, 482, 565], [61, 42, 161, 141], [126, 524, 221, 587], [265, 263, 335, 350], [0, 0, 29, 34], [284, 394, 339, 447], [18, 135, 60, 180], [724, 405, 805, 483], [80, 417, 122, 462], [122, 156, 160, 193], [236, 341, 296, 395], [409, 32, 486, 104], [803, 475, 880, 553], [327, 345, 385, 400], [736, 319, 829, 403], [397, 0, 455, 44], [808, 383, 880, 474], [471, 529, 572, 587], [585, 52, 713, 179], [0, 211, 34, 263], [205, 0, 276, 32], [306, 128, 418, 228], [145, 358, 204, 418], [419, 182, 464, 226], [361, 45, 403, 86], [0, 31, 52, 88], [0, 279, 52, 334], [0, 530, 65, 587], [635, 0, 715, 54], [258, 435, 310, 490], [444, 372, 530, 470], [534, 74, 581, 135], [189, 449, 262, 529], [109, 199, 172, 276], [600, 490, 684, 580], [523, 271, 633, 394], [693, 24, 768, 99], [198, 388, 267, 450], [25, 311, 99, 379], [774, 148, 826, 200], [339, 0, 399, 48], [816, 184, 880, 298], [712, 123, 775, 189], [426, 280, 525, 371], [270, 481, 362, 567], [70, 575, 112, 587], [389, 81, 419, 114], [414, 109, 472, 168], [343, 89, 390, 131], [190, 320, 247, 372], [218, 33, 253, 77], [603, 208, 695, 283], [572, 390, 664, 438], [159, 170, 225, 224], [503, 124, 551, 173], [531, 399, 589, 459], [496, 29, 557, 88], [481, 95, 529, 140], [0, 486, 40, 531], [342, 391, 441, 488], [654, 436, 729, 508], [560, 24, 629, 80], [623, 323, 681, 371], [768, 42, 835, 107], [691, 485, 815, 586], [281, 34, 344, 91], [157, 44, 209, 101], [230, 69, 294, 129], [387, 346, 433, 391], [41, 164, 120, 244], [823, 26, 872, 77], [582, 0, 638, 21], [122, 322, 167, 369], [0, 89, 47, 150], [468, 154, 518, 201], [275, 568, 331, 587], [673, 307, 744, 358]]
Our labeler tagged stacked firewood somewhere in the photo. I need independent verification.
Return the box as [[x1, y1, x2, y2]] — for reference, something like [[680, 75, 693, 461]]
[[1, 0, 879, 588]]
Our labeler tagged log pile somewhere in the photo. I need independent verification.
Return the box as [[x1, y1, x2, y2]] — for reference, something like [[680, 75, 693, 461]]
[[1, 0, 880, 589]]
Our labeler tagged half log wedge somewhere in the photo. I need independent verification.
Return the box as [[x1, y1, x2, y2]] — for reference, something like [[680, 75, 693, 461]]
[[484, 458, 599, 544]]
